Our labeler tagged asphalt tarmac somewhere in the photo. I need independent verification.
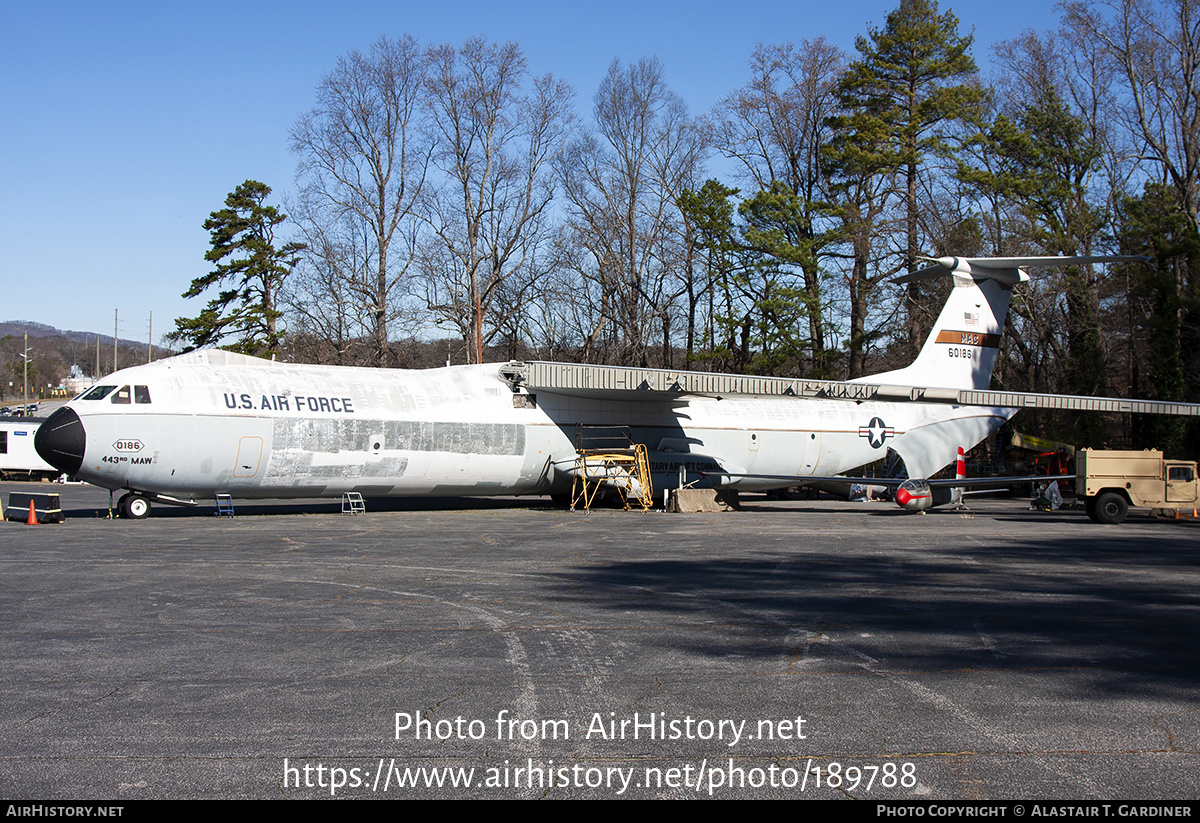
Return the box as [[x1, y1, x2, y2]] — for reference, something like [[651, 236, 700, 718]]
[[2, 481, 1198, 799]]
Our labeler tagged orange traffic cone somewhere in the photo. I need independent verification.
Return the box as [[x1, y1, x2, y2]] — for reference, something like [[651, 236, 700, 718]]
[[26, 501, 37, 525]]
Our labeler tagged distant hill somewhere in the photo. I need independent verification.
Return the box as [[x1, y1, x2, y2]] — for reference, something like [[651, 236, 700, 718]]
[[1, 321, 176, 397], [0, 320, 170, 353]]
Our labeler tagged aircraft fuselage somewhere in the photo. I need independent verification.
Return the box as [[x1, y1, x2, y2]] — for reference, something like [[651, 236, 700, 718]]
[[34, 353, 1007, 506]]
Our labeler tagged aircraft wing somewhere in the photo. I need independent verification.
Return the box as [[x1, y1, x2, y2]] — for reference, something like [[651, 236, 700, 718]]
[[912, 474, 1073, 488], [499, 362, 1200, 417], [700, 471, 1074, 489]]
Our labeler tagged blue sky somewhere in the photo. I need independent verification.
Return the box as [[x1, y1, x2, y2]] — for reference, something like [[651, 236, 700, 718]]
[[1, 0, 1061, 345]]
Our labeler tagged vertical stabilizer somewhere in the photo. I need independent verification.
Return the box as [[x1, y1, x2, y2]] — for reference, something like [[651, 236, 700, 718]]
[[865, 255, 1143, 479], [861, 255, 1144, 391], [864, 273, 1012, 391]]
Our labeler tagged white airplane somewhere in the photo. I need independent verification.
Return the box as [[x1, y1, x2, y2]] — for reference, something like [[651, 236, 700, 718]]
[[33, 255, 1138, 518]]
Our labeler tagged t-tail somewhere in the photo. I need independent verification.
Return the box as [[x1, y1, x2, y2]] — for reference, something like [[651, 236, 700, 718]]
[[868, 257, 1014, 391], [865, 255, 1144, 479]]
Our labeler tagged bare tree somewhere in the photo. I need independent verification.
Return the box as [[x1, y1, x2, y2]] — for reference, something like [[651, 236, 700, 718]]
[[1061, 0, 1200, 448], [420, 37, 574, 363], [710, 40, 846, 199], [290, 35, 431, 366], [557, 57, 705, 366], [977, 30, 1113, 430], [283, 212, 380, 365], [1063, 0, 1200, 228]]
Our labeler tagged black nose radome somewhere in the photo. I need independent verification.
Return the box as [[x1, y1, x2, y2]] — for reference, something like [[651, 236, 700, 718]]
[[35, 407, 86, 476]]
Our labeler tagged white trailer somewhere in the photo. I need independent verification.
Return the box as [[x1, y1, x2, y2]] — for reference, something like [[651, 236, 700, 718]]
[[0, 417, 59, 480]]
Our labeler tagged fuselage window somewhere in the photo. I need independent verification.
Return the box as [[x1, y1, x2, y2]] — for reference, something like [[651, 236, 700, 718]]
[[134, 385, 152, 404], [81, 385, 116, 401], [111, 385, 132, 405]]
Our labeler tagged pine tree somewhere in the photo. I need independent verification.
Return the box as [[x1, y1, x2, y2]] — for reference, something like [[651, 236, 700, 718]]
[[171, 181, 305, 356], [831, 0, 983, 353], [961, 87, 1110, 442], [739, 181, 841, 377]]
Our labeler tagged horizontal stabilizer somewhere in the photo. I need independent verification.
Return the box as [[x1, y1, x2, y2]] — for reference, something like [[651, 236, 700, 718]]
[[896, 255, 1147, 286]]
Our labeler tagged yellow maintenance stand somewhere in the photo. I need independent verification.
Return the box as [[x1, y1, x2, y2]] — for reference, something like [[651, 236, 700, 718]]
[[569, 425, 653, 512]]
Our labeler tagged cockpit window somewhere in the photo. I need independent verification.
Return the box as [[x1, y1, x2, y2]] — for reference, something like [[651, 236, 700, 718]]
[[111, 385, 131, 405], [81, 385, 116, 401], [134, 385, 151, 404]]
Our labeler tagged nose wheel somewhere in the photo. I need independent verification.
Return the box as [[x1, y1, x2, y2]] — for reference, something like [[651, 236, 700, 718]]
[[117, 493, 152, 519]]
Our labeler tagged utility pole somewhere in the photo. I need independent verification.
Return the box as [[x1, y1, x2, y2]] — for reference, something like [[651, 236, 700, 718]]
[[113, 309, 118, 373], [20, 333, 30, 405]]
